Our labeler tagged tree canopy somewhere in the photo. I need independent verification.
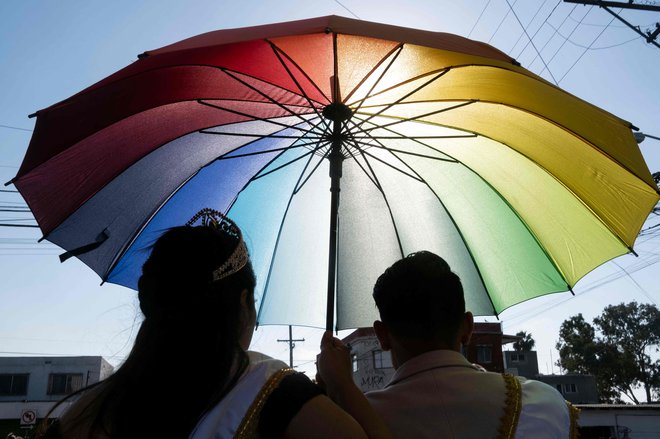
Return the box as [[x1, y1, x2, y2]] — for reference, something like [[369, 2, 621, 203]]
[[512, 331, 535, 351], [556, 302, 660, 403]]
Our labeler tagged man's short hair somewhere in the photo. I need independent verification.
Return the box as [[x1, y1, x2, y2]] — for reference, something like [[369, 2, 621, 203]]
[[373, 251, 465, 343]]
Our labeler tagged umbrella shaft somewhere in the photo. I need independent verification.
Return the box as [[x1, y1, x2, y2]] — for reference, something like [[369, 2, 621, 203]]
[[326, 137, 344, 331]]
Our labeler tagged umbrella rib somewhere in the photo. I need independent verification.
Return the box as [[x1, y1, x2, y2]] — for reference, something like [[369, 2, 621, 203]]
[[346, 118, 443, 180], [268, 39, 333, 105], [347, 118, 460, 186], [253, 144, 323, 325], [355, 109, 645, 255], [200, 131, 320, 140], [268, 42, 331, 132], [352, 134, 476, 140], [223, 116, 331, 213], [100, 128, 305, 282], [346, 64, 514, 109], [250, 146, 322, 181], [349, 138, 456, 163], [353, 114, 575, 285], [350, 145, 425, 183], [342, 145, 380, 189], [356, 100, 477, 133], [214, 141, 318, 161], [293, 146, 332, 195], [220, 67, 327, 131], [345, 140, 405, 258], [197, 99, 322, 138], [344, 44, 404, 107], [214, 118, 329, 160], [352, 69, 450, 131], [351, 113, 462, 162], [345, 119, 501, 315]]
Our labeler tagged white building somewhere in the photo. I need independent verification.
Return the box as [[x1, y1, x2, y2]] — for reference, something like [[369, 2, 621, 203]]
[[0, 356, 113, 435]]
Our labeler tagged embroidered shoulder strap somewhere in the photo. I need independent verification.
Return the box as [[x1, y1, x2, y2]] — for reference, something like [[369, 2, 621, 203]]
[[234, 367, 295, 438], [566, 401, 580, 439], [497, 373, 523, 439]]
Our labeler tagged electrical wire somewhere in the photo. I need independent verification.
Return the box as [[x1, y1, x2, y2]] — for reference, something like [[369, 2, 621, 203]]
[[505, 0, 560, 84], [0, 124, 32, 132], [515, 0, 562, 60], [469, 0, 493, 38], [545, 21, 642, 49], [489, 0, 519, 43], [525, 3, 577, 68], [566, 13, 657, 29], [558, 11, 620, 83], [539, 5, 592, 76], [508, 0, 550, 54], [333, 0, 360, 19]]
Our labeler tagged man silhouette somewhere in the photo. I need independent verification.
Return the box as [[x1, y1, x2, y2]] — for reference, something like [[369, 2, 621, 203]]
[[364, 251, 578, 438]]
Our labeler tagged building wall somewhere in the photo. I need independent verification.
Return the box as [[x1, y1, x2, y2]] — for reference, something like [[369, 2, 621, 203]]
[[343, 328, 395, 393], [343, 323, 510, 391], [536, 374, 599, 404], [0, 356, 113, 403], [576, 405, 660, 439], [503, 350, 539, 378], [465, 322, 505, 373]]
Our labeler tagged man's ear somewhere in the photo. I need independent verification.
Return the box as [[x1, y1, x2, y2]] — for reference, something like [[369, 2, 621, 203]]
[[373, 320, 392, 351], [460, 311, 474, 346]]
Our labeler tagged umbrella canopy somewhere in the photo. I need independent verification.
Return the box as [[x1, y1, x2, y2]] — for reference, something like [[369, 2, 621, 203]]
[[11, 16, 659, 331]]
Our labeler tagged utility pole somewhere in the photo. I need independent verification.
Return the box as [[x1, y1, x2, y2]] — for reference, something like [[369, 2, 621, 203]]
[[277, 326, 305, 368], [563, 1, 660, 48]]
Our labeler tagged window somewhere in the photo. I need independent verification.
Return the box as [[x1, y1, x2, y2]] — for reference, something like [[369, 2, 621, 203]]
[[563, 383, 577, 393], [373, 350, 393, 369], [476, 345, 492, 363], [556, 384, 563, 393], [352, 354, 358, 372], [0, 374, 29, 396], [510, 353, 526, 363], [48, 373, 83, 395]]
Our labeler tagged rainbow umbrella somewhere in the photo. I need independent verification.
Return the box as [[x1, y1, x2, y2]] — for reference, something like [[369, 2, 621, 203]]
[[10, 16, 659, 331]]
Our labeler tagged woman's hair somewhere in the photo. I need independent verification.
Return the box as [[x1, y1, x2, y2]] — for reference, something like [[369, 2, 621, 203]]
[[43, 221, 257, 438]]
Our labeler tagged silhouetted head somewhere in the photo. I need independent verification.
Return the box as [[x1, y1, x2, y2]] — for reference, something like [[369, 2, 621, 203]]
[[373, 251, 465, 345], [136, 210, 257, 355], [57, 213, 259, 439]]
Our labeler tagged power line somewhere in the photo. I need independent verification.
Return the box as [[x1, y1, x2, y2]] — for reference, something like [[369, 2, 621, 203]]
[[558, 11, 619, 82], [566, 13, 657, 28], [612, 261, 658, 305], [333, 0, 360, 19], [505, 0, 560, 84], [508, 0, 550, 54], [564, 1, 660, 48], [546, 22, 642, 48], [564, 0, 660, 12], [469, 0, 493, 37], [540, 5, 593, 76], [489, 0, 519, 43], [516, 0, 563, 59], [0, 124, 32, 132], [525, 3, 578, 66]]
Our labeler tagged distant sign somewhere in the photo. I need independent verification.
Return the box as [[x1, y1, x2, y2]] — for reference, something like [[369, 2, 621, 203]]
[[20, 409, 37, 426]]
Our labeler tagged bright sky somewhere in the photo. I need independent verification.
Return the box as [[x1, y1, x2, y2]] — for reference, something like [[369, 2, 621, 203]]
[[1, 1, 659, 388]]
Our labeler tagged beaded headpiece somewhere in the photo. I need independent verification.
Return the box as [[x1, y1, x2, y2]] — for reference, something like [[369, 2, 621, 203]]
[[185, 208, 249, 282]]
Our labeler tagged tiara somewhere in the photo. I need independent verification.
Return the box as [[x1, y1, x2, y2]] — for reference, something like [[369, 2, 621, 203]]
[[185, 208, 249, 282]]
